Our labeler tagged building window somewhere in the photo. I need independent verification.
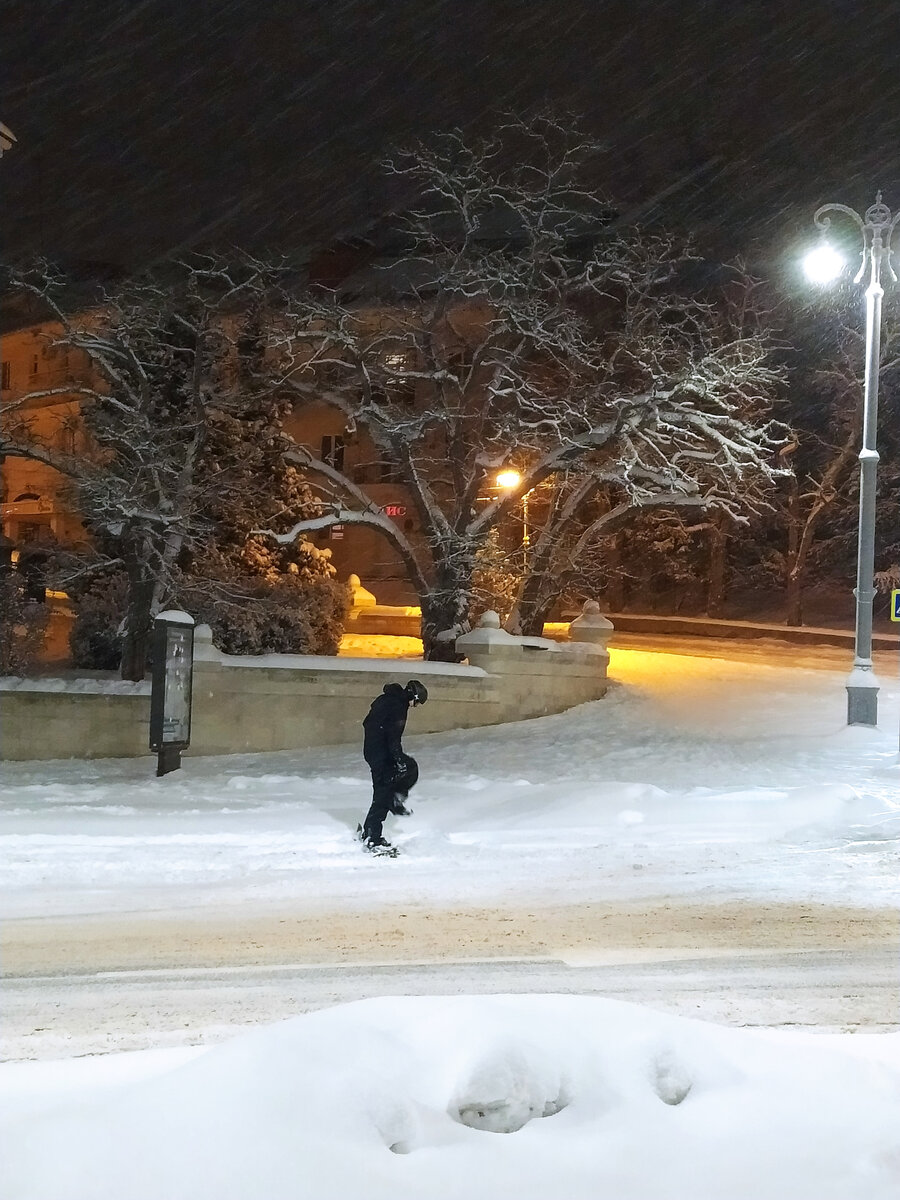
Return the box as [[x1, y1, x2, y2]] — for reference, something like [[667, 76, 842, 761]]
[[1, 361, 10, 389], [320, 434, 345, 471], [30, 354, 39, 375], [330, 523, 344, 540], [381, 351, 416, 406], [17, 519, 52, 544]]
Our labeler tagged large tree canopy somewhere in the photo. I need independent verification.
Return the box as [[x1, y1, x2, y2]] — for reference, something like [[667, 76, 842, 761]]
[[2, 256, 343, 678], [266, 118, 787, 656]]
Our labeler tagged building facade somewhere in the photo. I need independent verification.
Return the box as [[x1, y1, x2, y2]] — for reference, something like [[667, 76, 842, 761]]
[[1, 320, 87, 551], [1, 317, 421, 604]]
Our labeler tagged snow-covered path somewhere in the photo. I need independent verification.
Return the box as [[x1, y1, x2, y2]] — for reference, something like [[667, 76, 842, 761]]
[[2, 643, 898, 921], [2, 643, 899, 1058]]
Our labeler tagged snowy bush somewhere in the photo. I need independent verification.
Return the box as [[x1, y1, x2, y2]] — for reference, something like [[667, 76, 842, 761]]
[[0, 572, 49, 675], [68, 572, 128, 670], [67, 559, 348, 665], [184, 569, 348, 657]]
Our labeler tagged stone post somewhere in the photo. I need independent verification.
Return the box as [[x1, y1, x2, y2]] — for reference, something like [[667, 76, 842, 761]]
[[455, 610, 523, 673], [347, 574, 377, 609], [567, 600, 614, 665]]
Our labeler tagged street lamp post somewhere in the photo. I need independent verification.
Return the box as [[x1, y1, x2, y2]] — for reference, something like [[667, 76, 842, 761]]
[[805, 193, 900, 726], [496, 469, 530, 563]]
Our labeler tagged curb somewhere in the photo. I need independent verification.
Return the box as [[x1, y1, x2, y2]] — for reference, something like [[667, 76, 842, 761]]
[[596, 613, 898, 651]]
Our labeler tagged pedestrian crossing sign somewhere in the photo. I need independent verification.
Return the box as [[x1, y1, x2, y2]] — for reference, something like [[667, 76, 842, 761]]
[[892, 589, 900, 622]]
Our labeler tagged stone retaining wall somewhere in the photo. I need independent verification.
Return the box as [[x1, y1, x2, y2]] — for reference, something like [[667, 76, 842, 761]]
[[0, 608, 612, 762]]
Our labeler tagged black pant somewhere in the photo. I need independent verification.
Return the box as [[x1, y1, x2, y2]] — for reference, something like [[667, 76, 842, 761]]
[[363, 749, 396, 842]]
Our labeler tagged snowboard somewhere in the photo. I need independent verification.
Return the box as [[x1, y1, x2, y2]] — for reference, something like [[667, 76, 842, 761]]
[[356, 824, 399, 857]]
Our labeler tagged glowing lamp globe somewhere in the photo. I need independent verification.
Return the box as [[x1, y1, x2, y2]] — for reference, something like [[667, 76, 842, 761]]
[[496, 470, 522, 489], [804, 244, 845, 284]]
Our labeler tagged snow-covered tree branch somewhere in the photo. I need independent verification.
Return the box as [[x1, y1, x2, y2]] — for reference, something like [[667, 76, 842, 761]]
[[267, 118, 787, 657], [2, 255, 344, 678]]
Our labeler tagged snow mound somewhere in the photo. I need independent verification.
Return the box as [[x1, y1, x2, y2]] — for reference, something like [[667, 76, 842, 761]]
[[3, 995, 900, 1200], [785, 787, 900, 841], [447, 1025, 572, 1134]]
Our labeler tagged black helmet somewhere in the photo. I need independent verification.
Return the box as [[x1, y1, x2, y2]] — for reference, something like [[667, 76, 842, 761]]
[[406, 679, 428, 706]]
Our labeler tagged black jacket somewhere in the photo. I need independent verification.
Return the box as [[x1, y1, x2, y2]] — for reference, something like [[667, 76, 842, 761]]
[[363, 683, 409, 761]]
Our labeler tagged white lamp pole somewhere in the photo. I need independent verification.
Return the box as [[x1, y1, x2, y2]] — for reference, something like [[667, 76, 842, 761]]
[[807, 194, 900, 726]]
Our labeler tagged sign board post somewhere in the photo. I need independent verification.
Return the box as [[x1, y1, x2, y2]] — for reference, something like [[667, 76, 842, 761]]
[[149, 610, 195, 777]]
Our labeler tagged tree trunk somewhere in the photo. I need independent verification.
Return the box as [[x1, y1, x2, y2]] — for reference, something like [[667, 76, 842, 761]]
[[420, 586, 470, 662], [120, 560, 155, 681], [506, 530, 560, 636], [785, 476, 803, 626], [786, 569, 804, 628], [706, 515, 728, 619], [511, 570, 557, 636], [606, 532, 626, 612]]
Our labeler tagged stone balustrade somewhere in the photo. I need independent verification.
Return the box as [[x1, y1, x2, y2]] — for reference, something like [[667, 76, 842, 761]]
[[0, 604, 613, 761]]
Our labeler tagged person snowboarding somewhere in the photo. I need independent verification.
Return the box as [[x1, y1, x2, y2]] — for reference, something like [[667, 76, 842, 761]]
[[358, 680, 428, 855]]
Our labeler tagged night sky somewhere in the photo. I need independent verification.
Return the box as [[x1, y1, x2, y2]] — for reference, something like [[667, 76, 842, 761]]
[[4, 1, 900, 268]]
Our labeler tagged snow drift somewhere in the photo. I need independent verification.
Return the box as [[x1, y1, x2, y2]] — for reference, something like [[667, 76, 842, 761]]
[[3, 995, 900, 1200]]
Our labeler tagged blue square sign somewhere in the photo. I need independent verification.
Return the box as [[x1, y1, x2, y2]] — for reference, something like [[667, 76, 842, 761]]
[[892, 589, 900, 623]]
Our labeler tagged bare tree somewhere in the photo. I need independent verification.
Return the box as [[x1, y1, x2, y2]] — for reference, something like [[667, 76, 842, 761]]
[[261, 118, 787, 656], [772, 306, 900, 626], [1, 256, 302, 678], [503, 275, 785, 632]]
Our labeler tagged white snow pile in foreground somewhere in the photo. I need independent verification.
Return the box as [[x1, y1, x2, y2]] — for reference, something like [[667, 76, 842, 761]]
[[3, 995, 899, 1200]]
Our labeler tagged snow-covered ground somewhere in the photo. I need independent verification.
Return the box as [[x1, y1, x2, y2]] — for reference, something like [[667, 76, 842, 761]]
[[2, 642, 900, 1199], [2, 643, 898, 919], [3, 995, 900, 1200]]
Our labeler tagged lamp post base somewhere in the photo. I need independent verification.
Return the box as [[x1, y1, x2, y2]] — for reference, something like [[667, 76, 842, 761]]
[[846, 674, 879, 727]]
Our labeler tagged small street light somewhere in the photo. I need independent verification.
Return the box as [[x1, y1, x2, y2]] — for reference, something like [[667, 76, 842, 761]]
[[496, 469, 530, 555], [806, 192, 900, 726], [495, 469, 522, 490]]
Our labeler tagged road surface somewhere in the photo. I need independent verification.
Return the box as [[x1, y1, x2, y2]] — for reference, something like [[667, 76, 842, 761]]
[[3, 899, 896, 1058]]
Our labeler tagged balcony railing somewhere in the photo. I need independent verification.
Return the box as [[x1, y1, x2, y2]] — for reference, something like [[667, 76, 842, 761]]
[[1, 498, 59, 517]]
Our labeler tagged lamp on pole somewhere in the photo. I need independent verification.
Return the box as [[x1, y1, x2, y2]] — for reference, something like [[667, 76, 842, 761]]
[[496, 469, 530, 561], [804, 193, 900, 726]]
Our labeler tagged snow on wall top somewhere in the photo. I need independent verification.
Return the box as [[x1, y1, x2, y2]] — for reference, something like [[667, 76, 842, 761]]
[[201, 650, 485, 678], [0, 676, 152, 695], [188, 624, 484, 677]]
